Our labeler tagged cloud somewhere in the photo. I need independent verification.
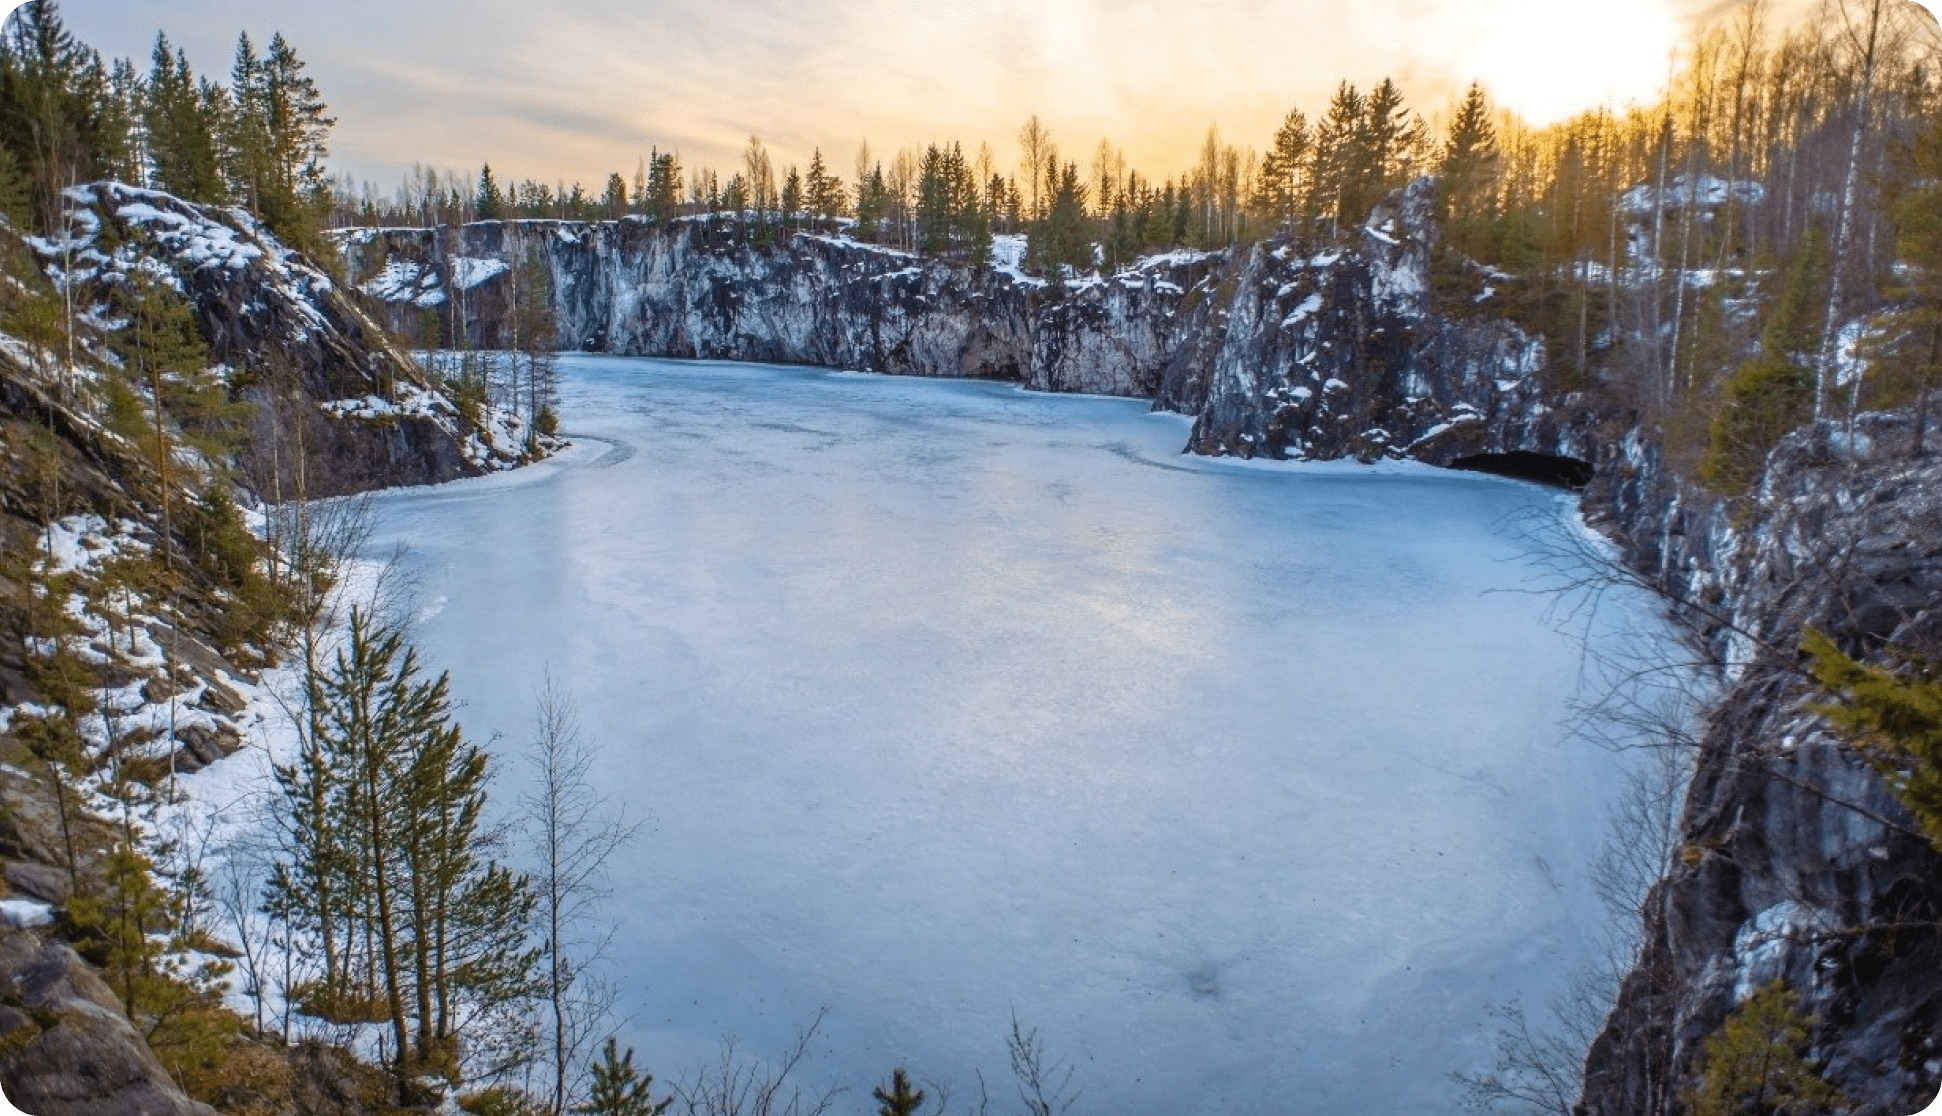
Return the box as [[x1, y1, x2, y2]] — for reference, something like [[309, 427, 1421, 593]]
[[56, 0, 1873, 195]]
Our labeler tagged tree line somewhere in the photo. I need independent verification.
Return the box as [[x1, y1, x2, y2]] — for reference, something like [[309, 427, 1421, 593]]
[[0, 1, 333, 254], [319, 2, 1939, 485]]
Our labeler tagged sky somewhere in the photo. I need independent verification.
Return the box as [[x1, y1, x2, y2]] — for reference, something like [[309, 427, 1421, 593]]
[[40, 0, 1912, 199]]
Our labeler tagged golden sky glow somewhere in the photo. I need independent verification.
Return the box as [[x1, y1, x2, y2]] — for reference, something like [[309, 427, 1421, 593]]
[[55, 0, 1921, 194]]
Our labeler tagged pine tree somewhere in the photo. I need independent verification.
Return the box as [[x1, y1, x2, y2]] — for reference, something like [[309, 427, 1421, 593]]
[[67, 840, 171, 1019], [275, 609, 539, 1091], [1806, 627, 1942, 852], [1681, 982, 1843, 1116], [107, 271, 214, 573], [222, 31, 332, 248], [873, 1068, 926, 1116], [1254, 108, 1309, 229], [572, 1037, 669, 1116]]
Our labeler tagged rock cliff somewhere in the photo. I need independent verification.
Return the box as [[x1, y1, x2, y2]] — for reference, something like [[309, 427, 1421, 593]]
[[47, 183, 527, 498]]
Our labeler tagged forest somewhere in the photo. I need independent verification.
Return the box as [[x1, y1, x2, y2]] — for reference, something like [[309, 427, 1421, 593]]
[[0, 0, 1938, 1114]]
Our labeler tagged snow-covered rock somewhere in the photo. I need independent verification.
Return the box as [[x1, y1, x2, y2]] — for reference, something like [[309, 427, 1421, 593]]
[[42, 182, 527, 497]]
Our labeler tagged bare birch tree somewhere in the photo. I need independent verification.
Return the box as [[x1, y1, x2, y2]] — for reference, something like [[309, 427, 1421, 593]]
[[524, 674, 641, 1116]]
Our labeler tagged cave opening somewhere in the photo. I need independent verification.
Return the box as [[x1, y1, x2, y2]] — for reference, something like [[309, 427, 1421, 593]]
[[1450, 451, 1595, 489]]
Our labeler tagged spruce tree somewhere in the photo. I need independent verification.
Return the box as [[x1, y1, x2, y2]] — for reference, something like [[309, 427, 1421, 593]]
[[573, 1037, 669, 1116], [142, 35, 224, 203], [644, 150, 680, 223], [873, 1068, 926, 1116], [1439, 83, 1499, 253], [477, 163, 504, 219], [1310, 82, 1364, 230], [224, 33, 268, 219], [780, 164, 802, 229]]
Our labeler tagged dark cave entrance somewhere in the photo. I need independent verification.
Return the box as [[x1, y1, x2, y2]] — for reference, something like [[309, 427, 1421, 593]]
[[1449, 451, 1595, 490]]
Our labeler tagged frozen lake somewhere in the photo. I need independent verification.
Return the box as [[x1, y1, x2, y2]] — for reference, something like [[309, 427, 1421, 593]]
[[364, 355, 1667, 1114]]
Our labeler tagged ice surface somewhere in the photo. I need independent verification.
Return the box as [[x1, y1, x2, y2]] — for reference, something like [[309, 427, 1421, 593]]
[[362, 356, 1679, 1114]]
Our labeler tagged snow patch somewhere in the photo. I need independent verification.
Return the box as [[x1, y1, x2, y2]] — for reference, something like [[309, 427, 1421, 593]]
[[1281, 294, 1324, 328], [451, 256, 510, 291], [0, 899, 53, 929]]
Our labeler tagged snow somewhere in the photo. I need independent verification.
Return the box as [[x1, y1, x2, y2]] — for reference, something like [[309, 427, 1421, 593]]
[[1369, 254, 1426, 310], [450, 256, 510, 290], [1835, 319, 1870, 387], [1135, 247, 1221, 270], [114, 200, 266, 271], [319, 382, 458, 424], [329, 355, 1683, 1116], [1619, 175, 1766, 215], [1281, 293, 1324, 328], [1732, 902, 1834, 1001], [362, 259, 436, 303], [0, 899, 52, 929]]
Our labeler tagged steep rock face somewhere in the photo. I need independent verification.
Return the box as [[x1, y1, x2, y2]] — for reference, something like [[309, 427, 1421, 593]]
[[1169, 184, 1592, 465], [343, 180, 1595, 473], [347, 220, 1050, 384], [44, 183, 521, 498], [1577, 414, 1942, 1116]]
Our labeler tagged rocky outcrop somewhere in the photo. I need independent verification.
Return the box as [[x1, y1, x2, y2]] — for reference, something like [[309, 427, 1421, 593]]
[[0, 927, 217, 1116], [339, 180, 1591, 470], [345, 182, 1613, 480], [1576, 413, 1942, 1116], [41, 183, 526, 498]]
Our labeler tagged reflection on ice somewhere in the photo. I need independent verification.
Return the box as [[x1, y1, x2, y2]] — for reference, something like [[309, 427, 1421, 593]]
[[364, 356, 1675, 1116]]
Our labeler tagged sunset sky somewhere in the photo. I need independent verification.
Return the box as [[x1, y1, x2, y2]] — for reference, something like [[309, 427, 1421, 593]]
[[48, 0, 1912, 197]]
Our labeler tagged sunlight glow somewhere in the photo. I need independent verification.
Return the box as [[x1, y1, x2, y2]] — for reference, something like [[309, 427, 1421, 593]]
[[1458, 0, 1688, 122], [49, 0, 1839, 191]]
